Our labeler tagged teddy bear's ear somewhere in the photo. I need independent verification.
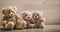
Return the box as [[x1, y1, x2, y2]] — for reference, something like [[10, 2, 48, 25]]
[[21, 11, 29, 15], [2, 8, 5, 14], [21, 11, 25, 15], [12, 6, 17, 11], [32, 11, 44, 17]]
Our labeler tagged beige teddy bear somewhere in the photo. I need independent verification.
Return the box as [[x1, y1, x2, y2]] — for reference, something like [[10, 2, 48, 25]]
[[31, 11, 46, 28], [1, 6, 17, 29], [1, 6, 26, 29], [21, 11, 34, 28]]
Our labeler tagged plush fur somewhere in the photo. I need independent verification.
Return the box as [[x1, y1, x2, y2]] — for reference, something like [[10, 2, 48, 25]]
[[31, 11, 46, 28], [1, 6, 26, 29], [21, 11, 34, 28], [15, 17, 27, 29], [1, 6, 17, 29]]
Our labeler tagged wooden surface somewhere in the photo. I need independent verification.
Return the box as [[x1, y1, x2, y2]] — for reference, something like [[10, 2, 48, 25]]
[[0, 25, 60, 32]]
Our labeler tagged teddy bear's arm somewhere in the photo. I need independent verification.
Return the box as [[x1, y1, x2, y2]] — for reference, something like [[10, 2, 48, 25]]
[[1, 16, 7, 26], [40, 17, 46, 28], [42, 17, 46, 22], [15, 14, 20, 19], [38, 17, 46, 25], [15, 14, 23, 23], [36, 17, 46, 24]]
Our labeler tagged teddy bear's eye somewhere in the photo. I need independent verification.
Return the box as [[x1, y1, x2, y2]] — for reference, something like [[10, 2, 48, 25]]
[[12, 11, 14, 12], [7, 11, 11, 13], [37, 14, 39, 16], [25, 15, 27, 16]]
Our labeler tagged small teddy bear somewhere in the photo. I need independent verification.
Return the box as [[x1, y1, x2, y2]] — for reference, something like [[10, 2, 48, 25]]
[[1, 6, 26, 29], [31, 11, 46, 28], [21, 11, 34, 28]]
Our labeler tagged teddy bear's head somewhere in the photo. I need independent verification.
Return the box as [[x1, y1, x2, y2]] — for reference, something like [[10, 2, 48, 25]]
[[2, 6, 17, 17], [21, 11, 31, 21], [32, 11, 43, 20]]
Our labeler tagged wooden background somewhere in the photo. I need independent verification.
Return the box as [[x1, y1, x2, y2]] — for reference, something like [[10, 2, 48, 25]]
[[0, 0, 60, 25]]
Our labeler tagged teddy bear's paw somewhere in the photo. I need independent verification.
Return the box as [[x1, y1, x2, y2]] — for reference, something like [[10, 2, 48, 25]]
[[1, 21, 7, 27], [16, 22, 25, 29], [16, 25, 24, 30], [5, 22, 14, 29]]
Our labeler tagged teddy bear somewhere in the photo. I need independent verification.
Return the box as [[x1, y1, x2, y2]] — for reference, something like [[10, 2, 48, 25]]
[[31, 11, 46, 28], [1, 6, 17, 29], [1, 6, 26, 29], [20, 11, 35, 28]]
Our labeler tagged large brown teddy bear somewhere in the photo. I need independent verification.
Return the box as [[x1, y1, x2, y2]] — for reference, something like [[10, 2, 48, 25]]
[[1, 6, 26, 29], [31, 11, 46, 28]]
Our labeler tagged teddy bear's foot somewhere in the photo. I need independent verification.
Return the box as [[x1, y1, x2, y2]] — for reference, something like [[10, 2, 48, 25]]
[[16, 25, 24, 30], [16, 24, 24, 30], [37, 25, 45, 28], [27, 24, 36, 29], [37, 26, 44, 29], [5, 22, 14, 30]]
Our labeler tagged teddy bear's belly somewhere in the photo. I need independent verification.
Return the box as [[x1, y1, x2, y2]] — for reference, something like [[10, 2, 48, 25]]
[[6, 18, 16, 24]]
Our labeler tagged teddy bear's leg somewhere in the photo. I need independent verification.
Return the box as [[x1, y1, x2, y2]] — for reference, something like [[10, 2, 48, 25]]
[[5, 22, 15, 29], [29, 24, 36, 28], [26, 22, 33, 28], [23, 21, 27, 28], [26, 22, 31, 28], [27, 24, 36, 28], [16, 20, 27, 29], [16, 22, 24, 29], [1, 21, 7, 27]]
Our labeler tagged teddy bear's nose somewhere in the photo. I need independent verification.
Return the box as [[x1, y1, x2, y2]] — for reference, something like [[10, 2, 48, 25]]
[[11, 14, 13, 15], [28, 16, 30, 18], [35, 16, 37, 17]]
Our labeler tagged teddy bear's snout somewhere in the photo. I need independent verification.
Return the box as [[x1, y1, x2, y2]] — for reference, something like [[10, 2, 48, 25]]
[[28, 16, 30, 18], [35, 16, 37, 17], [11, 13, 13, 15], [9, 12, 14, 16], [34, 15, 38, 18]]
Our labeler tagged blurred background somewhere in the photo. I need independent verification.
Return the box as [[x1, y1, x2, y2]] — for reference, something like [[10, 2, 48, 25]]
[[0, 0, 60, 25]]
